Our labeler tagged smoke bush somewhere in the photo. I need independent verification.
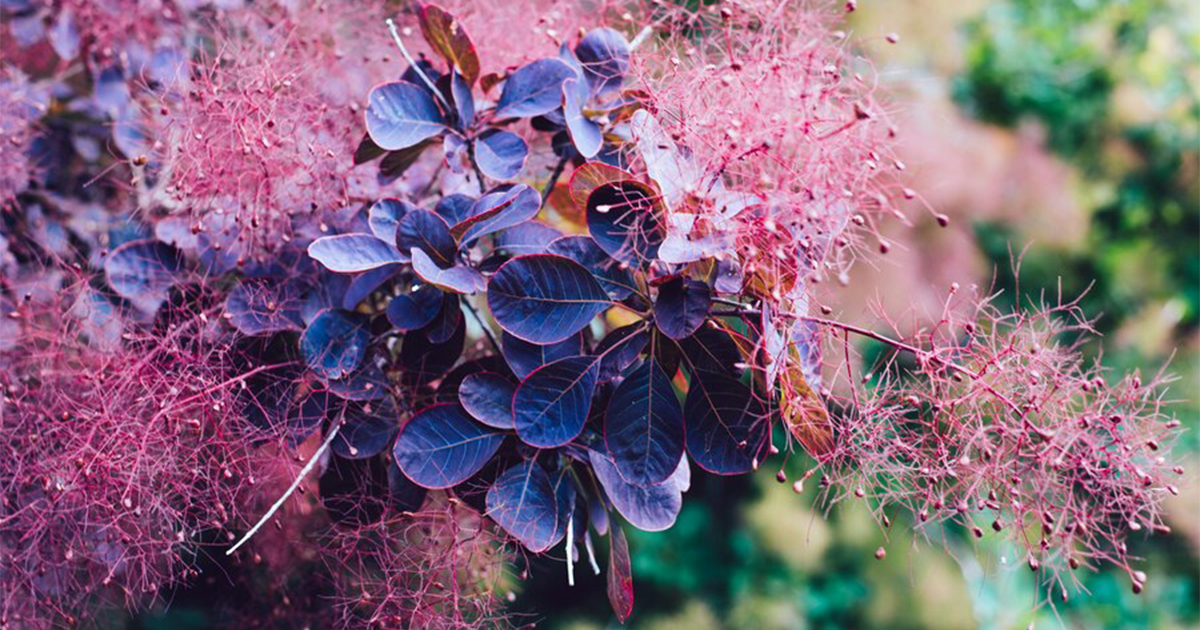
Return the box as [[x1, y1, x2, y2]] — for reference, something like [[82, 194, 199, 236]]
[[0, 0, 1186, 627]]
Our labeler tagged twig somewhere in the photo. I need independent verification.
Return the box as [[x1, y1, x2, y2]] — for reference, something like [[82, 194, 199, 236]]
[[385, 19, 452, 112], [226, 421, 343, 556], [541, 156, 569, 208], [463, 298, 501, 355]]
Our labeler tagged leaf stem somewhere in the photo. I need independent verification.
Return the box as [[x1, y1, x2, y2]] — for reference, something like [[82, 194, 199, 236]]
[[385, 18, 452, 112]]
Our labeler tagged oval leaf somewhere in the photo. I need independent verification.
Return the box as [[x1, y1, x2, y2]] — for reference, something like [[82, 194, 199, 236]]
[[563, 78, 602, 158], [486, 461, 560, 552], [474, 129, 529, 181], [308, 234, 404, 273], [501, 330, 584, 380], [392, 404, 505, 489], [453, 184, 541, 244], [575, 27, 630, 97], [495, 58, 576, 119], [365, 81, 447, 150], [487, 254, 610, 344], [590, 448, 689, 532], [301, 310, 370, 380], [495, 222, 564, 257], [331, 398, 400, 460], [547, 235, 637, 299], [459, 371, 516, 429], [104, 239, 182, 313], [396, 209, 456, 268], [386, 284, 444, 331], [654, 276, 711, 339], [586, 180, 666, 265], [368, 198, 414, 242], [419, 4, 480, 85], [683, 371, 770, 475], [513, 355, 600, 448], [604, 358, 684, 487], [411, 248, 485, 294]]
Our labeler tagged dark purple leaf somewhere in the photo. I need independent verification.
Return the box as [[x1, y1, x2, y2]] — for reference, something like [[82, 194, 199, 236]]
[[495, 222, 563, 256], [604, 358, 684, 487], [308, 234, 404, 272], [453, 184, 541, 244], [401, 59, 443, 93], [342, 264, 400, 310], [495, 58, 577, 119], [513, 355, 600, 447], [563, 78, 602, 158], [487, 254, 611, 344], [380, 140, 434, 178], [590, 448, 689, 532], [388, 459, 429, 513], [365, 81, 448, 150], [546, 235, 638, 299], [654, 276, 711, 340], [474, 129, 529, 181], [225, 278, 304, 335], [502, 330, 585, 379], [396, 209, 456, 268], [458, 371, 516, 429], [104, 239, 183, 313], [301, 310, 370, 380], [387, 284, 444, 331], [331, 398, 400, 460], [424, 294, 462, 344], [354, 134, 387, 165], [683, 371, 770, 475], [586, 180, 666, 265], [411, 248, 485, 294], [596, 324, 649, 381], [449, 69, 475, 129], [607, 524, 634, 624], [368, 198, 415, 242], [575, 27, 630, 97], [486, 460, 560, 552], [399, 315, 466, 385], [435, 193, 477, 225], [393, 403, 505, 489]]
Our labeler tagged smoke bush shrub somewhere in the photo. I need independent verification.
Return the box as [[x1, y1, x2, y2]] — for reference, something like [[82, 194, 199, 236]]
[[0, 0, 1186, 627]]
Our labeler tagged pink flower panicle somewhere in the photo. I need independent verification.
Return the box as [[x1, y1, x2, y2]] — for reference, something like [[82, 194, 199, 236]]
[[808, 284, 1183, 601]]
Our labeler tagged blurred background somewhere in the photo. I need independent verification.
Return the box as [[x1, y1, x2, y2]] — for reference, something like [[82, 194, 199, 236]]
[[513, 0, 1200, 628]]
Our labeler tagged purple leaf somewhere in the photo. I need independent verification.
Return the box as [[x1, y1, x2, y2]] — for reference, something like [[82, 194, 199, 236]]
[[411, 248, 485, 294], [331, 397, 400, 460], [368, 198, 415, 242], [607, 524, 634, 623], [342, 264, 400, 310], [495, 58, 577, 118], [501, 330, 585, 379], [104, 239, 183, 314], [563, 78, 602, 158], [590, 448, 689, 532], [486, 460, 560, 552], [458, 371, 517, 429], [575, 27, 630, 98], [547, 235, 638, 299], [392, 404, 505, 489], [308, 234, 404, 273], [495, 222, 564, 257], [604, 358, 684, 487], [386, 284, 444, 331], [365, 80, 448, 150], [488, 254, 611, 344], [300, 310, 370, 380], [513, 355, 600, 447], [454, 184, 541, 244], [654, 276, 711, 340], [586, 180, 666, 265], [474, 129, 529, 181], [396, 209, 456, 268], [683, 371, 770, 475]]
